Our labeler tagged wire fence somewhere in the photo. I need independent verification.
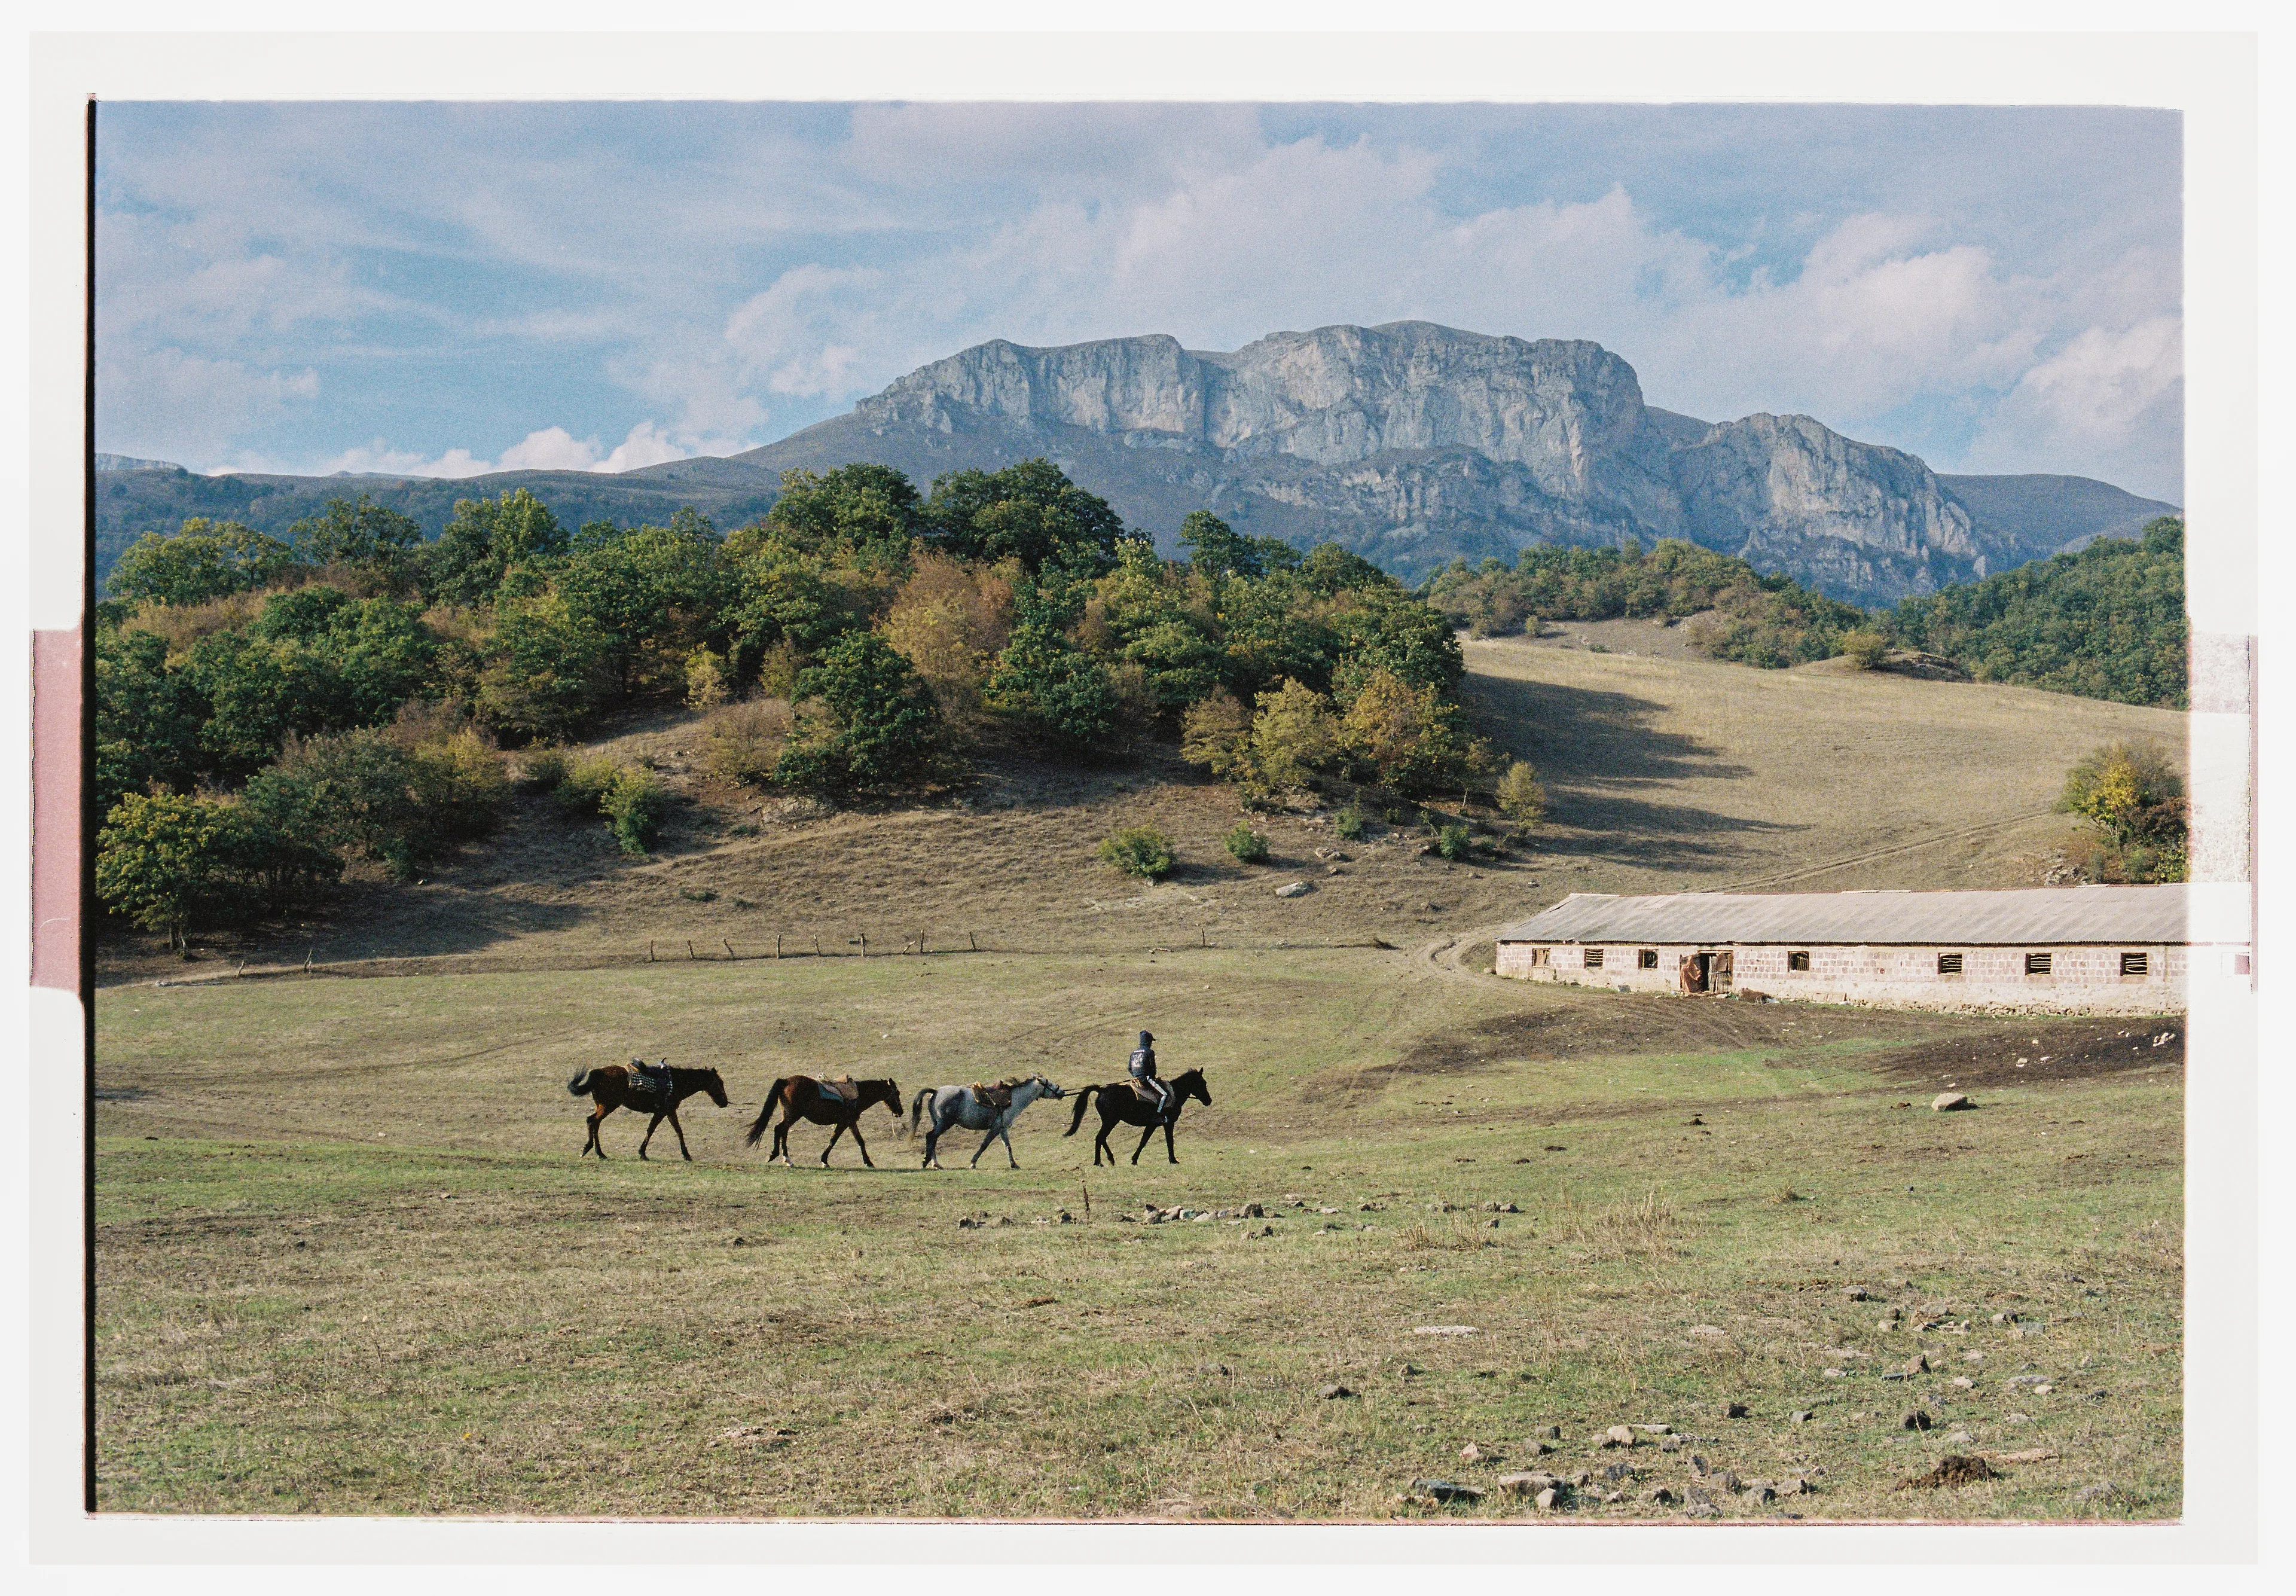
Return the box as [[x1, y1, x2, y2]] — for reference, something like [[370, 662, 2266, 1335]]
[[142, 926, 1407, 988]]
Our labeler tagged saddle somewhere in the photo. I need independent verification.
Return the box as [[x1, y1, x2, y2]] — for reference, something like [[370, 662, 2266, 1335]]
[[630, 1060, 675, 1104], [1129, 1078, 1165, 1107], [970, 1081, 1015, 1112], [814, 1077, 859, 1106]]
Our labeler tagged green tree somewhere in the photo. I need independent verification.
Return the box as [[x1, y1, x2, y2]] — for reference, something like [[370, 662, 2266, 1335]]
[[1340, 667, 1478, 796], [764, 464, 924, 565], [1247, 678, 1341, 792], [92, 625, 206, 816], [2059, 741, 2186, 853], [986, 622, 1120, 750], [926, 458, 1126, 574], [105, 518, 296, 606], [475, 587, 615, 742], [774, 632, 944, 795], [421, 489, 569, 607], [96, 791, 337, 950], [1179, 687, 1253, 780], [555, 518, 734, 700], [286, 494, 424, 576], [1495, 760, 1547, 830]]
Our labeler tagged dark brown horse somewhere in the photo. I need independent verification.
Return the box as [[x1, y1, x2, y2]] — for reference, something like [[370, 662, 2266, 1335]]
[[744, 1075, 903, 1167], [1062, 1067, 1211, 1165], [566, 1062, 729, 1161]]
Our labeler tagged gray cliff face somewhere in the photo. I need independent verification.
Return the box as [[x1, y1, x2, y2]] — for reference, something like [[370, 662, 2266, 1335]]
[[860, 321, 1686, 547], [750, 322, 2173, 603], [1674, 413, 1983, 596]]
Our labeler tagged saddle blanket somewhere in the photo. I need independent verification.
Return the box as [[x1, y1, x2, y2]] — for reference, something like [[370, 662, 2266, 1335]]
[[814, 1078, 858, 1104]]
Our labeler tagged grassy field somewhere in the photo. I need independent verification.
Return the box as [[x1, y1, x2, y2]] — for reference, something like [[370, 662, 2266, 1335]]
[[93, 947, 2183, 1521]]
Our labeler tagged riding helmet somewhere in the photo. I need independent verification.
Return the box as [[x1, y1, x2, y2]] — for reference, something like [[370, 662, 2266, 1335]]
[[1138, 1030, 1154, 1046]]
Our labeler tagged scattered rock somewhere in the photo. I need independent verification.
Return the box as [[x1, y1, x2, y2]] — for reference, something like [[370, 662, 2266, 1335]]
[[2005, 1412, 2032, 1424], [1497, 1472, 1558, 1497], [713, 1424, 796, 1449], [1274, 881, 1314, 899], [1410, 1478, 1483, 1504], [1460, 1443, 1485, 1463], [1843, 1287, 1873, 1301], [1684, 1502, 1721, 1519], [1657, 1436, 1681, 1452], [1535, 1487, 1561, 1510], [1602, 1462, 1637, 1484], [1989, 1447, 2060, 1464], [955, 1217, 979, 1229], [1603, 1425, 1637, 1447], [1898, 1455, 2001, 1490], [1906, 1353, 1930, 1375], [1200, 1362, 1232, 1376], [1950, 1375, 1975, 1390], [1822, 1369, 1844, 1380], [1722, 1402, 1749, 1419], [1538, 1426, 1562, 1440], [2073, 1483, 2123, 1506], [1941, 1430, 1976, 1448], [1643, 1486, 1677, 1506], [1790, 1411, 1813, 1424], [1741, 1484, 1776, 1505], [1931, 1093, 1972, 1112], [1688, 1325, 1725, 1338], [1318, 1383, 1354, 1400]]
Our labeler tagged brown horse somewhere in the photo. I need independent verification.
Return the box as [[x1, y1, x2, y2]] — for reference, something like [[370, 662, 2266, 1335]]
[[744, 1075, 904, 1167], [1062, 1067, 1211, 1165], [566, 1062, 729, 1161]]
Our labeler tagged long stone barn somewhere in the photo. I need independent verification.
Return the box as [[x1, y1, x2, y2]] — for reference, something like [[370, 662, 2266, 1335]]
[[1493, 883, 2236, 1013]]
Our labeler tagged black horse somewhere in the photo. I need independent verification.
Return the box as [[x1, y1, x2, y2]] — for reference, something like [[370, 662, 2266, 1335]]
[[1062, 1067, 1211, 1165]]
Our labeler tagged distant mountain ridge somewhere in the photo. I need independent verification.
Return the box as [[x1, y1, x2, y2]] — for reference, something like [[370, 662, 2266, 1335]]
[[95, 321, 2178, 605]]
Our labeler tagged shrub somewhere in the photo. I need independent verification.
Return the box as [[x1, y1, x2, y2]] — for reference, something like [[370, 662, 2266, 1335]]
[[985, 622, 1119, 750], [1332, 804, 1367, 841], [1839, 627, 1891, 670], [556, 754, 625, 814], [1248, 678, 1340, 792], [703, 697, 793, 788], [1495, 760, 1547, 829], [685, 646, 732, 709], [405, 728, 511, 843], [1223, 823, 1270, 864], [1436, 822, 1473, 861], [517, 745, 571, 794], [1098, 826, 1176, 880], [1180, 688, 1253, 779], [602, 767, 670, 855]]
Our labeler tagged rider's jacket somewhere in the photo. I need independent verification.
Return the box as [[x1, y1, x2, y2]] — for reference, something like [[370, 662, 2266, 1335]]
[[1128, 1046, 1158, 1080]]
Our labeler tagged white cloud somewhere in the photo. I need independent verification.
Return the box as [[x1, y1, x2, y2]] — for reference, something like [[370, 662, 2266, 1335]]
[[97, 347, 320, 462], [1956, 318, 2184, 495], [312, 421, 695, 480]]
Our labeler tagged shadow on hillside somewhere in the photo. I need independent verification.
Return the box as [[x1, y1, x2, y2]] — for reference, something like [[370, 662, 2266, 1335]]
[[1464, 674, 1754, 787], [300, 888, 594, 963], [1466, 669, 1802, 871]]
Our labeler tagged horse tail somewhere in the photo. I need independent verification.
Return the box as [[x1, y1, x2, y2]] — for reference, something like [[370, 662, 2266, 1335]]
[[744, 1079, 787, 1148], [567, 1069, 598, 1097], [906, 1087, 935, 1139], [1064, 1084, 1098, 1136]]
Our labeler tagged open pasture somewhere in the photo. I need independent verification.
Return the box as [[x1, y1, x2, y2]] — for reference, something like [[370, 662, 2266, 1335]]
[[94, 947, 2182, 1520]]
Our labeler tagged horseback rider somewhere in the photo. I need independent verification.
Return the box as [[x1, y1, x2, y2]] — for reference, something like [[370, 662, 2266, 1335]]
[[633, 1057, 673, 1103], [1128, 1030, 1171, 1116]]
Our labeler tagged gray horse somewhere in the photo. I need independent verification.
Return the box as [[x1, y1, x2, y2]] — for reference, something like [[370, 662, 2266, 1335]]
[[905, 1074, 1065, 1169]]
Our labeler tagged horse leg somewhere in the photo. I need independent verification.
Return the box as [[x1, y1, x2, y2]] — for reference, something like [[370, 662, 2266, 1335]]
[[587, 1104, 612, 1159], [850, 1118, 874, 1169], [639, 1113, 664, 1161], [1093, 1109, 1113, 1167], [667, 1107, 692, 1162], [969, 1126, 999, 1168], [771, 1112, 792, 1165], [821, 1120, 848, 1167], [1001, 1125, 1019, 1170], [1131, 1122, 1156, 1165], [1164, 1118, 1179, 1164]]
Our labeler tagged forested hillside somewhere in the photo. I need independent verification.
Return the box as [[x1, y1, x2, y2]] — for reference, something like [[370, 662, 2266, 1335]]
[[1891, 517, 2188, 709], [1420, 539, 1879, 668], [92, 460, 1487, 947]]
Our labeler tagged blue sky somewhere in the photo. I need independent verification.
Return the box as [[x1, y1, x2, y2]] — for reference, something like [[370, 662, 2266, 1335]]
[[96, 101, 2184, 500]]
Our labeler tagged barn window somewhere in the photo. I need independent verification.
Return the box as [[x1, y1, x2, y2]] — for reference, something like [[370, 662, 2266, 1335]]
[[1937, 953, 1964, 975], [2121, 951, 2149, 976], [1788, 950, 1810, 972], [1638, 948, 1659, 969], [1531, 947, 1549, 966], [2026, 952, 2053, 975], [1584, 948, 1605, 969]]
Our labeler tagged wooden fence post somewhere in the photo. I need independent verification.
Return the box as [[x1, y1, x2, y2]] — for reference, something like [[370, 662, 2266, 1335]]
[[775, 933, 783, 959], [859, 933, 867, 959], [969, 930, 978, 953], [687, 941, 697, 960], [813, 935, 820, 957], [649, 941, 656, 962], [724, 939, 735, 960]]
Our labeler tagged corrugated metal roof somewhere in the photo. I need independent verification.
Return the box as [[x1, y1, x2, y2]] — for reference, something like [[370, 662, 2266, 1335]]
[[1496, 884, 2192, 947]]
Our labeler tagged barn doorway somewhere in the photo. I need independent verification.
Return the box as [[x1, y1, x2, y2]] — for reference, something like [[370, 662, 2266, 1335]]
[[1678, 951, 1734, 994]]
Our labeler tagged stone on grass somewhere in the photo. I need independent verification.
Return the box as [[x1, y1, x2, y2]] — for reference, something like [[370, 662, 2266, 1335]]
[[1790, 1410, 1814, 1424], [1932, 1093, 1971, 1112], [1538, 1425, 1562, 1440], [1535, 1488, 1561, 1510], [1643, 1486, 1677, 1506], [1460, 1443, 1485, 1463], [1604, 1425, 1637, 1447], [1410, 1478, 1482, 1504], [1318, 1383, 1354, 1400], [1496, 1472, 1558, 1497], [1274, 881, 1314, 899], [1722, 1402, 1750, 1418], [1742, 1484, 1776, 1505]]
